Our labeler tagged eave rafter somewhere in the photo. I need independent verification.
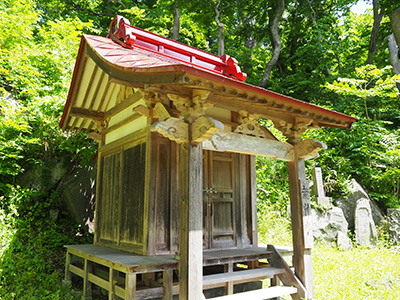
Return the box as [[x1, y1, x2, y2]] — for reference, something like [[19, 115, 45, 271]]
[[180, 75, 353, 129]]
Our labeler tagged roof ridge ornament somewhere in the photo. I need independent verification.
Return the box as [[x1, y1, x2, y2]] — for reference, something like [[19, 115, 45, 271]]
[[221, 55, 247, 82], [106, 15, 247, 82], [107, 15, 136, 49]]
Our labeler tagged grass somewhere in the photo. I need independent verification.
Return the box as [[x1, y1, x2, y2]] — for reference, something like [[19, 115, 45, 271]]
[[257, 205, 400, 299], [313, 246, 400, 300]]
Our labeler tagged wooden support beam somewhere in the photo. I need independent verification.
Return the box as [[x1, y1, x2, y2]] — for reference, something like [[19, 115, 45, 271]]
[[179, 125, 203, 300], [224, 263, 234, 295], [203, 130, 294, 161], [104, 89, 143, 118], [70, 107, 104, 122], [287, 146, 314, 299]]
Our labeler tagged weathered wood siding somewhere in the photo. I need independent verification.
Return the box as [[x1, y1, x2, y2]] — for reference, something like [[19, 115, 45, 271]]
[[146, 133, 256, 255], [147, 133, 180, 255], [97, 141, 147, 254]]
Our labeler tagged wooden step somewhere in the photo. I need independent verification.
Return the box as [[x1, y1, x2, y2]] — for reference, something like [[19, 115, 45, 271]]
[[209, 286, 297, 300], [203, 267, 285, 289]]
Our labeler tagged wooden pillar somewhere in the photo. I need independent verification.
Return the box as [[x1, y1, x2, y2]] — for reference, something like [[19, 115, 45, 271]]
[[179, 123, 203, 300], [63, 251, 72, 288], [125, 273, 136, 300], [83, 258, 93, 300], [224, 263, 234, 295], [287, 146, 313, 299], [163, 269, 173, 300], [109, 268, 119, 300]]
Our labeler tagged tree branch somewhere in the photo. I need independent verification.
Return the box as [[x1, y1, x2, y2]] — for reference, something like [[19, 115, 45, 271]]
[[259, 0, 285, 88]]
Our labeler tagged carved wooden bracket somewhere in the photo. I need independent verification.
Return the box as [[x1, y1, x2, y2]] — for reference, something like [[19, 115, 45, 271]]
[[274, 117, 318, 143], [116, 85, 137, 105], [192, 116, 224, 143], [151, 117, 188, 144], [133, 102, 173, 121], [151, 116, 222, 144], [95, 118, 109, 133], [295, 139, 327, 159], [153, 102, 172, 120], [234, 111, 278, 140], [167, 89, 212, 122]]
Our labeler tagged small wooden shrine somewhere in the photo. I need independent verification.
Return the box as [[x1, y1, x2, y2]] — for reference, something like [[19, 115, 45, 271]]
[[60, 16, 356, 300]]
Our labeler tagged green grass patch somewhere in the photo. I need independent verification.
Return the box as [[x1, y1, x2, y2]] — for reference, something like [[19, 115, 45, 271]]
[[313, 246, 400, 300]]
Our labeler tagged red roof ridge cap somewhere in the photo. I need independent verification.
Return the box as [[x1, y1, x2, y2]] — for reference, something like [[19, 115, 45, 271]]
[[107, 15, 247, 82]]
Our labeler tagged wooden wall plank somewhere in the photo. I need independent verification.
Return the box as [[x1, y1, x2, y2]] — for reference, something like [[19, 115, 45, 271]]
[[120, 143, 146, 246], [250, 156, 258, 247], [170, 141, 180, 253]]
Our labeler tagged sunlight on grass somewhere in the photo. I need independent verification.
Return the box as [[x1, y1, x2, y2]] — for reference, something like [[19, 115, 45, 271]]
[[257, 203, 293, 247], [258, 208, 400, 299], [313, 246, 400, 300]]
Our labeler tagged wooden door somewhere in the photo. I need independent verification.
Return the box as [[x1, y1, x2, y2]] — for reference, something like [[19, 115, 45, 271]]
[[203, 151, 236, 249]]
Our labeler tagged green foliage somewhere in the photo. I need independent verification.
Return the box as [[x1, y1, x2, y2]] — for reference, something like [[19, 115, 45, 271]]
[[0, 1, 96, 298], [325, 65, 400, 122], [0, 187, 92, 299], [305, 120, 400, 208]]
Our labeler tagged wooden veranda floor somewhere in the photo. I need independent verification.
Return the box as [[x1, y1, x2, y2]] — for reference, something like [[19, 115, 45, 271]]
[[64, 244, 299, 300]]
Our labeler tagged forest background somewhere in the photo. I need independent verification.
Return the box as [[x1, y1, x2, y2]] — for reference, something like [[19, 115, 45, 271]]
[[1, 0, 400, 298]]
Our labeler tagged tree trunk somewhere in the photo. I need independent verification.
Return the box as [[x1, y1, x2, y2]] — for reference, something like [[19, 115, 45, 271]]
[[390, 7, 400, 49], [366, 0, 385, 64], [214, 8, 225, 56], [171, 2, 180, 41], [388, 33, 400, 92], [259, 0, 285, 88]]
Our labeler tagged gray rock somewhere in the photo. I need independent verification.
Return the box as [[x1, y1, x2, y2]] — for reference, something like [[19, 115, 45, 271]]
[[57, 162, 97, 233], [312, 209, 333, 244], [388, 208, 400, 245], [19, 157, 69, 192], [337, 231, 353, 250], [355, 198, 378, 247], [336, 179, 384, 230], [326, 207, 348, 234], [312, 207, 350, 248]]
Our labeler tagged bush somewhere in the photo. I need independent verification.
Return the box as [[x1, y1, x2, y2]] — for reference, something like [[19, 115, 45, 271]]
[[0, 187, 92, 299]]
